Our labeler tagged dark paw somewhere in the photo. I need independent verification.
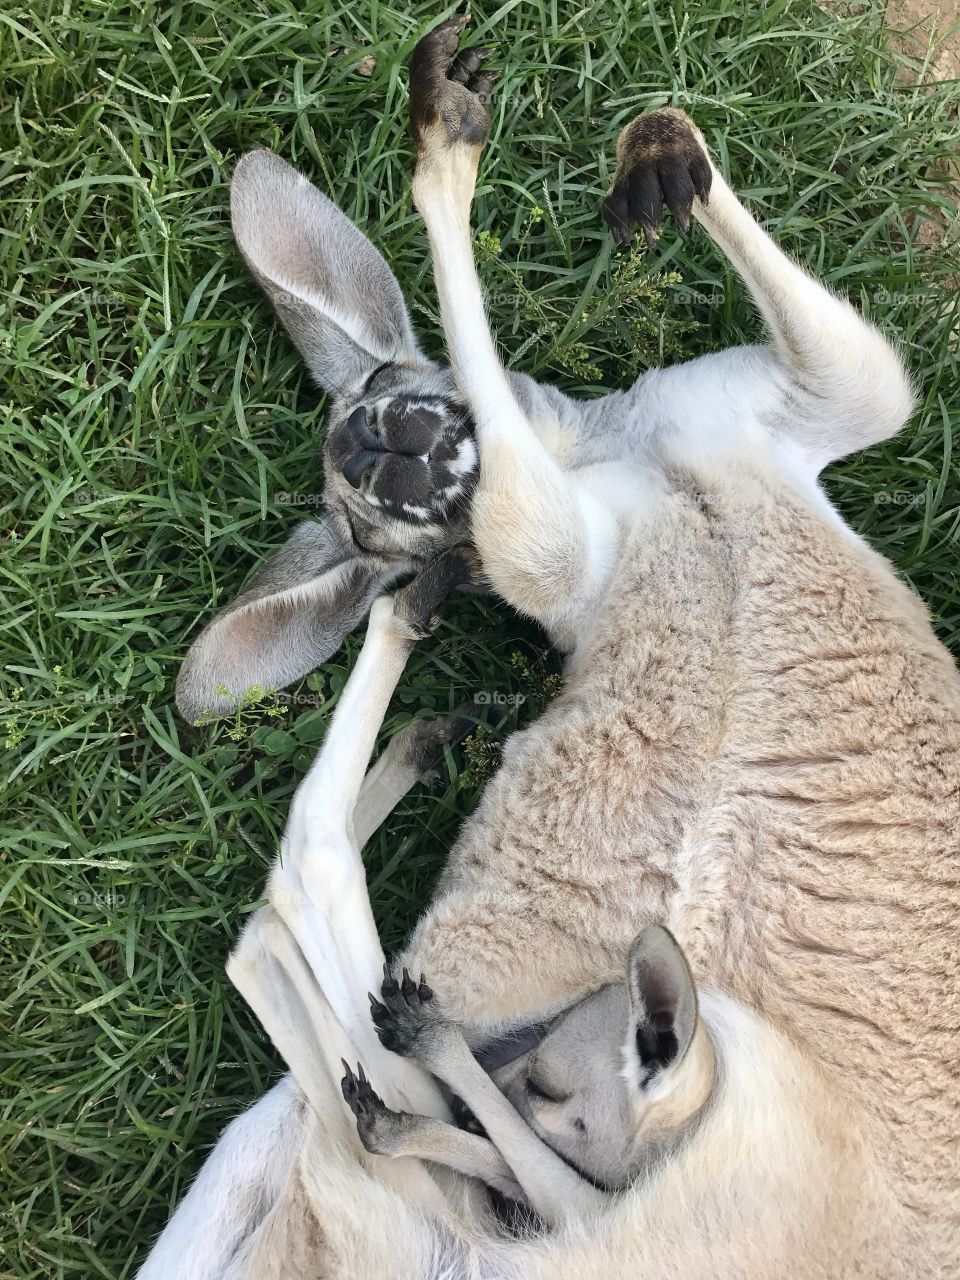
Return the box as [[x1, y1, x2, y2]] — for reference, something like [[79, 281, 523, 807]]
[[340, 1060, 392, 1146], [409, 14, 498, 150], [602, 108, 712, 248], [368, 965, 439, 1057], [341, 1059, 384, 1118], [385, 709, 477, 786], [392, 544, 482, 639]]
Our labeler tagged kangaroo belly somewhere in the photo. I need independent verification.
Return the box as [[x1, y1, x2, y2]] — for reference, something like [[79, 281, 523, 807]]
[[402, 476, 960, 1231], [404, 479, 740, 1015], [688, 494, 960, 1231]]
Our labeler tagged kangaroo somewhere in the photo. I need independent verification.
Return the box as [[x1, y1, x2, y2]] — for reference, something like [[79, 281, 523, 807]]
[[142, 557, 722, 1280], [347, 919, 714, 1203], [147, 14, 960, 1280]]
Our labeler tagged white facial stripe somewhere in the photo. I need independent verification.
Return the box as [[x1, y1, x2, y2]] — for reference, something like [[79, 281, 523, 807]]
[[448, 435, 478, 478], [376, 396, 451, 418], [405, 398, 450, 415]]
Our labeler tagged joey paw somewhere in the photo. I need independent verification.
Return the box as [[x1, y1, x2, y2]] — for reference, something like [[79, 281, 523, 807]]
[[340, 1060, 390, 1142], [368, 965, 444, 1057], [341, 1059, 384, 1117]]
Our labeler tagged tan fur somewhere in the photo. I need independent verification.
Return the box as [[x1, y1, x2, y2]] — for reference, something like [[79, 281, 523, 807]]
[[403, 465, 960, 1273], [400, 67, 960, 1273], [143, 23, 960, 1277]]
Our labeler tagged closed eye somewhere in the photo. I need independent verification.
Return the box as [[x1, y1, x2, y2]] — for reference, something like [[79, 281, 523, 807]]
[[360, 361, 392, 398], [526, 1075, 562, 1104]]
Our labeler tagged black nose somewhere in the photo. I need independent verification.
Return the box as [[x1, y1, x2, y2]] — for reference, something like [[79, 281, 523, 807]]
[[346, 405, 380, 450], [342, 448, 382, 490]]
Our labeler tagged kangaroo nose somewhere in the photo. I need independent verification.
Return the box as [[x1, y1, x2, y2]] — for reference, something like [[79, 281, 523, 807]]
[[342, 448, 382, 490], [345, 404, 380, 450]]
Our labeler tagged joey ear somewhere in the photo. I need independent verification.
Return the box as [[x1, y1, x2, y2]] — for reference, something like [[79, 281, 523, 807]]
[[230, 149, 424, 395], [176, 519, 394, 724], [627, 925, 698, 1078]]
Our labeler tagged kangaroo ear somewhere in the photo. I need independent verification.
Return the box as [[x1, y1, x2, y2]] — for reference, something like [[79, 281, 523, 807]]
[[626, 926, 698, 1080], [230, 149, 423, 395], [176, 520, 393, 724]]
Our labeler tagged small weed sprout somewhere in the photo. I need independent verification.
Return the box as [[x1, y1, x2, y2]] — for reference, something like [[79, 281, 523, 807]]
[[194, 684, 289, 742]]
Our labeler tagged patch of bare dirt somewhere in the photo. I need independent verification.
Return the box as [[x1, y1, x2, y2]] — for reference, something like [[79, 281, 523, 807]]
[[889, 0, 960, 245], [823, 1, 959, 246], [887, 0, 960, 80]]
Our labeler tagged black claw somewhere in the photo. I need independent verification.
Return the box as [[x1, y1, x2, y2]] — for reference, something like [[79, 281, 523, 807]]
[[401, 968, 417, 1001], [419, 975, 434, 1002], [468, 70, 499, 103], [690, 154, 712, 206], [341, 1060, 359, 1109], [601, 188, 632, 248], [341, 1058, 385, 1119], [658, 161, 695, 233], [449, 45, 492, 84]]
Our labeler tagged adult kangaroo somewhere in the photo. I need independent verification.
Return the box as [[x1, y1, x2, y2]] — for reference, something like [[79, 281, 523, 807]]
[[148, 16, 960, 1280]]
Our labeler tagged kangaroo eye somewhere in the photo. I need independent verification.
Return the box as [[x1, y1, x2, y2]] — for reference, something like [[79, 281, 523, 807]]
[[526, 1076, 559, 1104]]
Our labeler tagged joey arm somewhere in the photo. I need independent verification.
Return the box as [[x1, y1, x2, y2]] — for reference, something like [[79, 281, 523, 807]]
[[370, 971, 608, 1225], [341, 1062, 524, 1201], [416, 1026, 607, 1224]]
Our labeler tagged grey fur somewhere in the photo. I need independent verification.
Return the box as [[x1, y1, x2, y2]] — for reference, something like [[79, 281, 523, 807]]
[[176, 152, 612, 723], [362, 925, 708, 1200], [177, 152, 485, 722]]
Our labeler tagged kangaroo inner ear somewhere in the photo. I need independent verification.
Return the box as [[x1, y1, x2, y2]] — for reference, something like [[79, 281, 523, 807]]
[[627, 926, 698, 1077], [176, 519, 397, 724], [230, 149, 425, 395]]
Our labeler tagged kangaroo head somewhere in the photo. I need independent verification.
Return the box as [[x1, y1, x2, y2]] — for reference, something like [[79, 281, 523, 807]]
[[176, 150, 476, 723], [497, 925, 715, 1189]]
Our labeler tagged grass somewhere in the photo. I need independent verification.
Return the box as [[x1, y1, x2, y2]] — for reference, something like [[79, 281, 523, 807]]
[[1, 0, 958, 1274]]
